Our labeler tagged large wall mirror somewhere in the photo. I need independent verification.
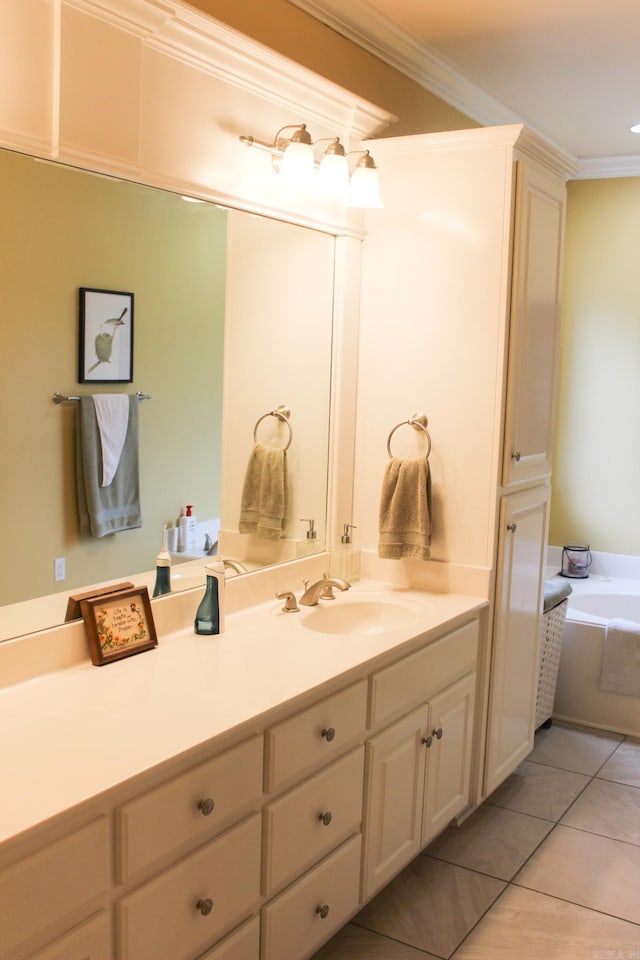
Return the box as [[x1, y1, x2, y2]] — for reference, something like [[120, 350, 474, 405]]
[[0, 148, 335, 642]]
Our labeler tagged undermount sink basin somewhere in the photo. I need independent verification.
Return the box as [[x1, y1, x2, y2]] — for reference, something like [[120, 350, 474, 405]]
[[300, 593, 421, 636]]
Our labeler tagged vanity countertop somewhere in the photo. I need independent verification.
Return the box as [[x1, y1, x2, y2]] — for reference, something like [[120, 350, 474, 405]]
[[0, 581, 485, 845]]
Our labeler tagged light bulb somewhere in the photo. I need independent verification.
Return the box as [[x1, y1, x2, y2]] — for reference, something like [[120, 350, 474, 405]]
[[348, 162, 383, 208], [280, 141, 315, 187], [317, 152, 349, 198]]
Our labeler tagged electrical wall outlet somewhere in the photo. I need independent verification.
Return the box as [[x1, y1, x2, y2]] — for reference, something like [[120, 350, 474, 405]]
[[54, 557, 66, 582]]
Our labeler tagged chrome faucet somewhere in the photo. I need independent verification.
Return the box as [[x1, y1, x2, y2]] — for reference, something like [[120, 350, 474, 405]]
[[299, 576, 351, 606]]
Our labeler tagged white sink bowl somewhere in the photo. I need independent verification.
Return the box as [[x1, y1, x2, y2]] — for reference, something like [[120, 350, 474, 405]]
[[299, 592, 421, 636]]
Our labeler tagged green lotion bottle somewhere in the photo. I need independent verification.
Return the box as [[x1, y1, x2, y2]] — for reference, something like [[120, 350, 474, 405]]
[[194, 560, 225, 635]]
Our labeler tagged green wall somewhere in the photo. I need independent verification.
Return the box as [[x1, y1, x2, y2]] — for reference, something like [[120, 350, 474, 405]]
[[0, 149, 227, 604], [550, 177, 640, 555]]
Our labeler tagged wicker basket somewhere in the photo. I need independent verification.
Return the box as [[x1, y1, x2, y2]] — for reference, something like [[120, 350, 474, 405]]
[[535, 598, 568, 729]]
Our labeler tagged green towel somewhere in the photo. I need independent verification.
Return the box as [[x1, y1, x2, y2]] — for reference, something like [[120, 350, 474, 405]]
[[239, 442, 288, 541], [378, 457, 432, 561], [76, 395, 142, 538]]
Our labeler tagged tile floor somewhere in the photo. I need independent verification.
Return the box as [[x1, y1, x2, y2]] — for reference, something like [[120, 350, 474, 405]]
[[312, 722, 640, 960]]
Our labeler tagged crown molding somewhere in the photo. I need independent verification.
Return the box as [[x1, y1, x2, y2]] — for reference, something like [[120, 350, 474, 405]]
[[289, 0, 640, 179], [575, 155, 640, 179]]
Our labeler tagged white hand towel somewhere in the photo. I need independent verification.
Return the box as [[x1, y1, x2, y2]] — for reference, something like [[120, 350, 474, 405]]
[[92, 394, 130, 487], [599, 618, 640, 698]]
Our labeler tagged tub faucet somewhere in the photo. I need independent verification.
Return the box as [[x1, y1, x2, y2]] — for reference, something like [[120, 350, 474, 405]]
[[299, 576, 351, 606]]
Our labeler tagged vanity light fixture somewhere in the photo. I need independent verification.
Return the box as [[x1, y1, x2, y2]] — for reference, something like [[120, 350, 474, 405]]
[[239, 124, 383, 207], [630, 122, 640, 133]]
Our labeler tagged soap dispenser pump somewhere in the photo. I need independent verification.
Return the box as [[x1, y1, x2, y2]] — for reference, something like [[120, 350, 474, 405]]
[[296, 518, 318, 557], [330, 522, 361, 582], [152, 524, 172, 598]]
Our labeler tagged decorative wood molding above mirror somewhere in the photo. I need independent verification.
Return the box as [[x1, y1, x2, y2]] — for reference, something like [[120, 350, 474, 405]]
[[0, 0, 395, 642]]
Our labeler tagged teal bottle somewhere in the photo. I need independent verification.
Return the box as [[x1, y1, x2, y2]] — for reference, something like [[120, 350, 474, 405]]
[[152, 524, 172, 598], [194, 560, 225, 635]]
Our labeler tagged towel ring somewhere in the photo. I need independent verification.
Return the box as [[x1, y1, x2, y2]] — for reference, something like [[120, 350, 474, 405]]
[[387, 414, 431, 460], [253, 404, 293, 451]]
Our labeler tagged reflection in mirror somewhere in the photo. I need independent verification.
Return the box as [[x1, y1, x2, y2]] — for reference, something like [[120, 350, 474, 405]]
[[0, 149, 335, 642]]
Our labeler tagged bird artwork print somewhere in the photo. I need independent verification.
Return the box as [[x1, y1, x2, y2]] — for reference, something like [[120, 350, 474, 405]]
[[87, 306, 128, 373]]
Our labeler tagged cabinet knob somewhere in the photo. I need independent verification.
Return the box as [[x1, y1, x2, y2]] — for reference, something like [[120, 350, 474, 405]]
[[316, 904, 330, 920], [196, 898, 213, 916], [507, 522, 517, 533], [318, 811, 333, 826], [197, 798, 215, 816], [511, 450, 522, 462], [422, 735, 433, 748], [434, 727, 444, 740], [321, 727, 336, 742]]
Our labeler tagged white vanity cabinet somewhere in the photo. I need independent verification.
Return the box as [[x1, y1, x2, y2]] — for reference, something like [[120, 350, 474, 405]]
[[0, 818, 110, 959], [362, 621, 478, 899]]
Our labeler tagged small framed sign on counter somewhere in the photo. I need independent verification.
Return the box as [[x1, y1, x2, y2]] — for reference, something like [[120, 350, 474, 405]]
[[81, 586, 157, 666]]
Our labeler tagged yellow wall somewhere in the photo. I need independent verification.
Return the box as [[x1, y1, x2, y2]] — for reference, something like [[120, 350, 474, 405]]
[[0, 150, 226, 604], [550, 177, 640, 555], [185, 0, 475, 136]]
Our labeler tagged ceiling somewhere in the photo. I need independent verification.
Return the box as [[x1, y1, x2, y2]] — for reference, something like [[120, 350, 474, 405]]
[[289, 0, 640, 178]]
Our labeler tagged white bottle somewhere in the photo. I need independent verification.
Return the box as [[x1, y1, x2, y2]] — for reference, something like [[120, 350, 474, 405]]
[[296, 518, 318, 557]]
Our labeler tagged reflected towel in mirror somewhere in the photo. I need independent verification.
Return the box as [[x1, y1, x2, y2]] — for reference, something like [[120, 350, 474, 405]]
[[239, 442, 288, 541], [92, 394, 130, 486], [378, 457, 431, 561], [76, 395, 142, 538]]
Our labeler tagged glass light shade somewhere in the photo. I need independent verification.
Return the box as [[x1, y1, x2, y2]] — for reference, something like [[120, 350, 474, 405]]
[[280, 141, 315, 186], [317, 152, 350, 198], [348, 164, 383, 208]]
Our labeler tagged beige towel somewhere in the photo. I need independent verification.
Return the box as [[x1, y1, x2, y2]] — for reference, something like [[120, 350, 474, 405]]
[[378, 457, 431, 560], [239, 442, 288, 541], [599, 618, 640, 697]]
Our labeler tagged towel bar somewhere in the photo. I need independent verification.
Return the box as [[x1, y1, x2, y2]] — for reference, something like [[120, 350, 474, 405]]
[[53, 391, 151, 404], [253, 404, 293, 451], [386, 414, 431, 459]]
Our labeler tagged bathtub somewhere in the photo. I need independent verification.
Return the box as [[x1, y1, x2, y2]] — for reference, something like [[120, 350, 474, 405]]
[[552, 576, 640, 736]]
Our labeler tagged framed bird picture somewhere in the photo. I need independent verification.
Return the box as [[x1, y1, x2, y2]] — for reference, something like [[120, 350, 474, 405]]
[[78, 287, 134, 383]]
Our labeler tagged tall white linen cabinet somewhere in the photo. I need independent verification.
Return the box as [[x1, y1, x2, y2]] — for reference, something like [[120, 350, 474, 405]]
[[355, 124, 577, 799]]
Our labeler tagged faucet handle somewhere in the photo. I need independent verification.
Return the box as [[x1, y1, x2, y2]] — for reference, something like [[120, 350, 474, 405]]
[[319, 574, 337, 600], [276, 591, 299, 613]]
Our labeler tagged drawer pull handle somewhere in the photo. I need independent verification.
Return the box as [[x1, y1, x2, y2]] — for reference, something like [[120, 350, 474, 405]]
[[511, 450, 522, 461], [321, 727, 336, 742], [316, 904, 330, 920], [198, 798, 215, 816], [507, 522, 517, 533], [422, 735, 433, 748], [318, 811, 333, 826], [434, 727, 444, 740], [197, 898, 213, 916]]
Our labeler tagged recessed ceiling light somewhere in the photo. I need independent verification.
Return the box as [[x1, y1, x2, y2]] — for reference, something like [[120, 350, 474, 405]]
[[630, 123, 640, 134]]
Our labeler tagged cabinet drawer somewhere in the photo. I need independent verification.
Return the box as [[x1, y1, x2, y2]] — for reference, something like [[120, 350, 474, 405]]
[[28, 912, 110, 960], [263, 747, 364, 896], [117, 735, 263, 880], [197, 916, 260, 960], [265, 681, 367, 791], [261, 835, 361, 960], [0, 817, 109, 955], [369, 620, 478, 727], [118, 814, 261, 960]]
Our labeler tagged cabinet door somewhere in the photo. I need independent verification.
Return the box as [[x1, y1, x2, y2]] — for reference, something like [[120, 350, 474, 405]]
[[422, 673, 476, 846], [485, 486, 549, 796], [503, 160, 566, 486], [361, 704, 429, 900]]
